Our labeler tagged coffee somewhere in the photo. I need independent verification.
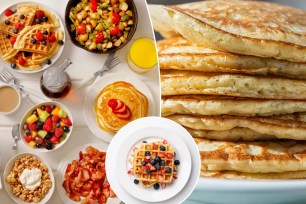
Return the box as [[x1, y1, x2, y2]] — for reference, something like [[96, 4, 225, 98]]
[[0, 86, 19, 113]]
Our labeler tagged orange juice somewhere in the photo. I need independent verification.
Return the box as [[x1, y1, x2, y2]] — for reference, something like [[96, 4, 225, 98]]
[[127, 37, 157, 73]]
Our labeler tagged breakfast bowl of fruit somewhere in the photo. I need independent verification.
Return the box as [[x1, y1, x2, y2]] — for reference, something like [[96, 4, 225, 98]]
[[65, 0, 138, 53], [20, 102, 73, 152]]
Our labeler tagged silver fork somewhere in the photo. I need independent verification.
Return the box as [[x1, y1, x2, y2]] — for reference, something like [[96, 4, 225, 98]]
[[0, 67, 48, 101], [70, 52, 121, 94]]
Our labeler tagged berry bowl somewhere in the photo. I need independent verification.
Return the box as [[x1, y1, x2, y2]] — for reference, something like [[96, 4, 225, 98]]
[[19, 102, 73, 152]]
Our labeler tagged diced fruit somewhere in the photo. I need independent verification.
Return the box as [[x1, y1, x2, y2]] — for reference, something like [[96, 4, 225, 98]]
[[35, 10, 45, 19], [26, 114, 38, 124], [52, 115, 59, 123], [60, 132, 67, 142], [54, 128, 64, 137], [28, 141, 36, 147], [28, 123, 37, 131], [24, 135, 32, 143], [4, 8, 14, 17], [45, 105, 52, 113], [37, 108, 43, 117], [50, 136, 60, 144], [31, 131, 38, 138], [45, 141, 53, 150], [61, 117, 72, 126], [39, 111, 50, 122], [34, 136, 43, 144], [38, 130, 48, 138], [51, 106, 59, 115], [58, 109, 67, 118]]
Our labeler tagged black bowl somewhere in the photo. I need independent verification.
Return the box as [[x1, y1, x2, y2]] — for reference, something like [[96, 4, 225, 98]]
[[65, 0, 138, 54]]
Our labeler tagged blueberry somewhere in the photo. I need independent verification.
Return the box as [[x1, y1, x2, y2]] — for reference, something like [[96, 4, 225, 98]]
[[5, 20, 10, 25], [58, 40, 64, 45], [153, 183, 160, 190], [155, 156, 161, 162], [50, 104, 55, 110], [30, 38, 36, 44], [141, 161, 146, 166], [32, 110, 38, 116], [150, 159, 156, 165], [42, 16, 48, 22], [160, 160, 165, 166], [36, 143, 42, 148], [45, 141, 53, 150], [165, 167, 172, 173], [35, 18, 41, 24], [134, 179, 139, 184], [41, 105, 46, 110], [142, 141, 147, 143], [155, 163, 161, 170], [41, 40, 46, 46], [10, 63, 16, 69], [45, 59, 51, 65], [63, 126, 70, 133], [13, 28, 18, 34], [43, 30, 48, 35], [146, 169, 150, 174], [160, 145, 166, 151], [13, 9, 17, 13], [56, 122, 60, 128], [25, 129, 31, 135], [145, 151, 150, 156], [5, 34, 10, 39], [174, 160, 180, 165], [23, 52, 31, 58], [19, 14, 25, 19]]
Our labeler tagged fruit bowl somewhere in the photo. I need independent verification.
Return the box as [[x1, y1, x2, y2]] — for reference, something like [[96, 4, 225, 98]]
[[20, 102, 73, 152]]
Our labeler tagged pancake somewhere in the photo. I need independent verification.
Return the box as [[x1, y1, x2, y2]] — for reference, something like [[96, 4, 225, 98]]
[[161, 70, 306, 100], [200, 170, 306, 180], [167, 114, 306, 141], [157, 37, 306, 79], [161, 95, 306, 117], [95, 81, 148, 132], [196, 138, 306, 173], [163, 1, 306, 62], [148, 5, 180, 39]]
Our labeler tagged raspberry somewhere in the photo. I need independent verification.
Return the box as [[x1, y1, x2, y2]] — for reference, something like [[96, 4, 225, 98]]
[[18, 56, 26, 66], [35, 10, 45, 19], [36, 32, 44, 41], [54, 128, 63, 137], [28, 123, 37, 131], [4, 8, 14, 17], [48, 33, 56, 42]]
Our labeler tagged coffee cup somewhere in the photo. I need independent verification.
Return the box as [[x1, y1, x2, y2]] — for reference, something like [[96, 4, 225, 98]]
[[0, 85, 21, 115]]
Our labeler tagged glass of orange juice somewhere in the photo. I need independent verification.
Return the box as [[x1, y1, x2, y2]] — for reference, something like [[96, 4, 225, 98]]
[[127, 37, 158, 73]]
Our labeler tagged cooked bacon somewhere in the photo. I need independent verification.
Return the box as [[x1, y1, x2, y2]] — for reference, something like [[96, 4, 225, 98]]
[[63, 146, 115, 203]]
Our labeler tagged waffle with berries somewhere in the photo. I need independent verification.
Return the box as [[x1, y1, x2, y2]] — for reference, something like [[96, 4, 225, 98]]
[[0, 32, 18, 60]]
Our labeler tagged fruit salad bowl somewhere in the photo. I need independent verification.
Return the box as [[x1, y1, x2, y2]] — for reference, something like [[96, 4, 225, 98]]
[[20, 102, 73, 152]]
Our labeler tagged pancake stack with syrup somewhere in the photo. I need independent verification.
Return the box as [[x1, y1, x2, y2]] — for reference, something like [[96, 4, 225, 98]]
[[149, 1, 306, 179]]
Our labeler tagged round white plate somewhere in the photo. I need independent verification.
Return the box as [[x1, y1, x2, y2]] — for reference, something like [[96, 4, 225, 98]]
[[106, 117, 201, 204], [56, 143, 121, 204], [83, 73, 155, 143], [0, 2, 65, 74], [3, 153, 55, 204]]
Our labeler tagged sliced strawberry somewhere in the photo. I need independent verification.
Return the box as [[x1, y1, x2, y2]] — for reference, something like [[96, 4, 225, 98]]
[[116, 109, 131, 120], [107, 99, 118, 109], [4, 8, 14, 17], [50, 135, 60, 144], [28, 123, 37, 131], [114, 100, 124, 110], [112, 104, 126, 114]]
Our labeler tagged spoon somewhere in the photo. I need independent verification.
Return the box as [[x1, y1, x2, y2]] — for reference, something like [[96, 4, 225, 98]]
[[12, 124, 20, 150]]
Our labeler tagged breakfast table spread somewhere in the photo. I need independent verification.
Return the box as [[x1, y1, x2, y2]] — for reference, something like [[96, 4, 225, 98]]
[[0, 0, 160, 203]]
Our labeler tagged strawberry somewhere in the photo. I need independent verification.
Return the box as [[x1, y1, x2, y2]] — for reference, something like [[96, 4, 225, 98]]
[[43, 118, 53, 131], [18, 56, 26, 66], [24, 134, 32, 143], [9, 36, 16, 45], [54, 128, 64, 137], [48, 33, 56, 42], [61, 117, 72, 126], [4, 8, 14, 17], [50, 135, 60, 144], [36, 32, 44, 41], [35, 10, 45, 19], [173, 175, 178, 180], [108, 99, 118, 109], [28, 123, 37, 131], [14, 22, 24, 30], [52, 115, 59, 123], [113, 105, 126, 114], [45, 105, 52, 113]]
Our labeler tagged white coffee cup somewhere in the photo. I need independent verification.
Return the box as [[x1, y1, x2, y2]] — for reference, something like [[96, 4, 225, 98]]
[[0, 84, 21, 115]]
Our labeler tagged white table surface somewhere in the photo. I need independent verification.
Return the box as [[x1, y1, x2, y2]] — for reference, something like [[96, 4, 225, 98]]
[[0, 0, 160, 203]]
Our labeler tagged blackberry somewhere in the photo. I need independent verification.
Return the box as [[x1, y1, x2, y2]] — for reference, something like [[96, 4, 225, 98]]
[[153, 183, 160, 190], [36, 121, 44, 130], [45, 141, 53, 150], [174, 160, 180, 166], [134, 179, 139, 184]]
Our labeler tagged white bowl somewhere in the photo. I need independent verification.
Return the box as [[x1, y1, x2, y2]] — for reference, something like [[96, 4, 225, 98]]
[[20, 101, 73, 152], [3, 153, 55, 204], [0, 84, 21, 115]]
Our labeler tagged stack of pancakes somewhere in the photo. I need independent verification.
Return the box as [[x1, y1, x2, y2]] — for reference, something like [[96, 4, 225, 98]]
[[149, 1, 306, 179]]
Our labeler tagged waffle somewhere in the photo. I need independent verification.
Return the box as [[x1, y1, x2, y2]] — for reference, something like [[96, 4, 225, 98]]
[[132, 141, 177, 187], [0, 32, 18, 60], [14, 25, 52, 54], [0, 7, 35, 37]]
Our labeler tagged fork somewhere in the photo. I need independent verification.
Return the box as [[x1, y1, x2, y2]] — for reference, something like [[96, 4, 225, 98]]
[[70, 52, 121, 95], [0, 67, 48, 101]]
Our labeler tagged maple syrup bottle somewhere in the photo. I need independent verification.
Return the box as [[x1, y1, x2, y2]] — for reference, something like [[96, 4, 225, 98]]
[[40, 59, 72, 98]]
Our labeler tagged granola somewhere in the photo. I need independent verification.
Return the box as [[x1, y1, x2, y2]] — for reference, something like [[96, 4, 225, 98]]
[[6, 155, 52, 203]]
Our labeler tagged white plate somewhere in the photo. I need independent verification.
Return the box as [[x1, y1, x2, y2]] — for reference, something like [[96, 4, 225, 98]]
[[3, 153, 55, 204], [0, 2, 65, 74], [106, 117, 201, 204], [56, 143, 121, 204], [83, 73, 155, 143]]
